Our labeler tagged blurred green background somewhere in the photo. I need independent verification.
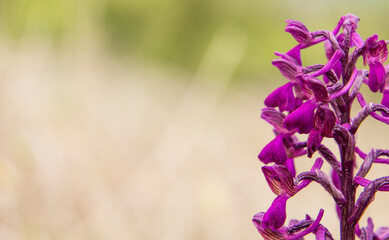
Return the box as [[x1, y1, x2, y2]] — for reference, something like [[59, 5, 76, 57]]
[[1, 0, 388, 81], [0, 0, 388, 239]]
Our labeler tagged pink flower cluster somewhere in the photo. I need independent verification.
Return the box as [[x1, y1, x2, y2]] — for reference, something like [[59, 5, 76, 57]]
[[254, 14, 389, 240]]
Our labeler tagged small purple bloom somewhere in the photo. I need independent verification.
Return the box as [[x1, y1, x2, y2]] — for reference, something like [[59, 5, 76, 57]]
[[285, 20, 313, 46], [307, 129, 323, 157], [262, 195, 288, 230], [264, 83, 296, 112], [286, 45, 302, 66], [301, 76, 330, 102], [258, 134, 287, 164], [284, 158, 296, 178], [272, 55, 302, 82], [351, 32, 364, 49], [314, 104, 336, 137], [262, 165, 297, 196], [283, 100, 317, 134], [363, 35, 388, 65], [368, 61, 386, 93], [363, 34, 388, 92], [324, 40, 343, 78]]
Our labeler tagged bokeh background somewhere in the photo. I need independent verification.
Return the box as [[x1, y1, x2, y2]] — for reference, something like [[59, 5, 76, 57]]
[[0, 0, 389, 239]]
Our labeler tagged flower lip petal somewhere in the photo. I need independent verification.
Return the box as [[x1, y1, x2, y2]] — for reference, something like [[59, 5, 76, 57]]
[[351, 32, 364, 49], [264, 83, 296, 112], [314, 104, 336, 137], [258, 135, 287, 165], [262, 195, 288, 230], [287, 45, 302, 65], [261, 108, 290, 134], [283, 100, 317, 134], [364, 34, 388, 65], [368, 61, 386, 93]]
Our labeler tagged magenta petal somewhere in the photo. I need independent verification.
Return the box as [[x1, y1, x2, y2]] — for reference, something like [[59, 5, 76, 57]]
[[355, 223, 362, 237], [285, 20, 313, 45], [287, 45, 302, 66], [365, 34, 379, 48], [331, 169, 341, 190], [258, 135, 287, 165], [252, 212, 285, 240], [288, 209, 324, 240], [367, 218, 375, 237], [262, 195, 288, 230], [284, 100, 317, 134], [368, 61, 386, 92], [314, 226, 326, 240], [264, 83, 295, 112], [324, 40, 334, 60], [332, 16, 345, 35], [261, 108, 290, 134], [262, 165, 297, 196], [314, 104, 336, 137], [364, 35, 388, 65], [351, 32, 364, 49], [330, 68, 358, 100], [284, 158, 296, 178], [307, 130, 323, 158], [324, 41, 342, 78], [272, 58, 301, 81], [354, 176, 389, 191]]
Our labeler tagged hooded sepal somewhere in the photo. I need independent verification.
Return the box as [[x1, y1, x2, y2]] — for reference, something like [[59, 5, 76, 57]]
[[262, 165, 298, 196]]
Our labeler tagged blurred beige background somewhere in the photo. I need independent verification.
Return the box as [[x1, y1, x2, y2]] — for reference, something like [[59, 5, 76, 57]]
[[0, 0, 388, 239]]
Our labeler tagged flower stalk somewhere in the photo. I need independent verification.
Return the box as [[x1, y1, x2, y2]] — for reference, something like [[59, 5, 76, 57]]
[[253, 14, 389, 240]]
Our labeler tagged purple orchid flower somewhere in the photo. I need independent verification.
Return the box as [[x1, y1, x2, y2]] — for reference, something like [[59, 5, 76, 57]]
[[363, 34, 388, 92], [254, 14, 389, 240], [262, 194, 289, 230], [258, 134, 287, 164], [253, 209, 325, 240], [283, 99, 317, 134], [264, 82, 296, 112], [356, 218, 389, 240]]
